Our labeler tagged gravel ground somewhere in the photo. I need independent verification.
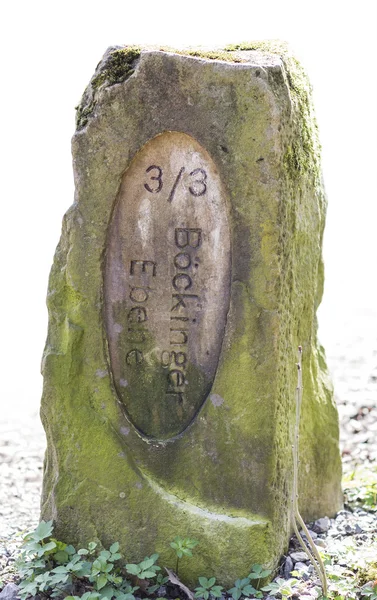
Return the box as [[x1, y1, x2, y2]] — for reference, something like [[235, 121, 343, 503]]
[[1, 310, 376, 594], [325, 312, 377, 471]]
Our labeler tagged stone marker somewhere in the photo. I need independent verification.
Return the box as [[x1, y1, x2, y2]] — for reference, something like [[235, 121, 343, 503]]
[[41, 42, 342, 585]]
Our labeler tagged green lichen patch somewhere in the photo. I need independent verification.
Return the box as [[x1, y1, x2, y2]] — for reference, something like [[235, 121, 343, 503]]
[[224, 40, 290, 54], [224, 41, 321, 184], [76, 46, 141, 129], [159, 46, 244, 63], [92, 46, 141, 88]]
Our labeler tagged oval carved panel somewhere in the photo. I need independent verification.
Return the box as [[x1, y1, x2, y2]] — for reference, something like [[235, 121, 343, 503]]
[[104, 131, 231, 439]]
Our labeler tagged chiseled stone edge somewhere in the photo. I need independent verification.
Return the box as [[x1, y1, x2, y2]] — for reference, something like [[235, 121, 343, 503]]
[[143, 473, 270, 526]]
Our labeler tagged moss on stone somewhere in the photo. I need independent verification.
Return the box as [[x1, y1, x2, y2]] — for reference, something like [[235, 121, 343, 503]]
[[76, 46, 141, 129], [224, 41, 321, 184], [92, 46, 141, 88], [159, 46, 243, 63]]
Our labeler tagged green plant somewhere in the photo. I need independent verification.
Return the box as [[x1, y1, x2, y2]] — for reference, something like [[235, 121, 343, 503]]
[[248, 564, 272, 589], [343, 468, 377, 512], [146, 572, 169, 594], [15, 517, 377, 600], [65, 594, 101, 600], [194, 577, 223, 599], [89, 543, 124, 591], [362, 581, 377, 600], [17, 520, 62, 599], [261, 577, 300, 600], [125, 554, 160, 581], [319, 535, 377, 599], [325, 562, 359, 600], [170, 536, 199, 575], [15, 521, 148, 600], [228, 577, 258, 600]]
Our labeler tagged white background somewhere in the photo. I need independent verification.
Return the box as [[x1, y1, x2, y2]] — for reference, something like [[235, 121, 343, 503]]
[[1, 0, 376, 417]]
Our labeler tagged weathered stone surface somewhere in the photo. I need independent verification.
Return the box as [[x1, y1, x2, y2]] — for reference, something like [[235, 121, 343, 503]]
[[41, 42, 342, 586], [313, 516, 331, 533], [283, 555, 294, 579], [290, 551, 310, 563], [0, 584, 20, 600]]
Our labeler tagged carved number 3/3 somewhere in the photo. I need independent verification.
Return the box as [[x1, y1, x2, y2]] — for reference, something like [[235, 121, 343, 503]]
[[144, 165, 207, 198]]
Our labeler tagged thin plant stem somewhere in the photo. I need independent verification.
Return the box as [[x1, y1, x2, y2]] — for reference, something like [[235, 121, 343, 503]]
[[291, 346, 328, 597]]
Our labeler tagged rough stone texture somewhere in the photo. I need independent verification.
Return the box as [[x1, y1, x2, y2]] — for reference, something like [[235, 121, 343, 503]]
[[0, 584, 20, 600], [41, 43, 342, 586]]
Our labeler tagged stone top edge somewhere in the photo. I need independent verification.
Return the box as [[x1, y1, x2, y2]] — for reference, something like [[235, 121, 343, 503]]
[[105, 40, 294, 65], [75, 40, 306, 131], [140, 48, 283, 68]]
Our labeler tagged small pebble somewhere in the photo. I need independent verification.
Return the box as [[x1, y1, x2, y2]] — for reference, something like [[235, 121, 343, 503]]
[[291, 551, 309, 562], [283, 555, 294, 579], [304, 529, 318, 540], [0, 583, 20, 600], [336, 509, 352, 517], [344, 524, 356, 534], [313, 517, 331, 533]]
